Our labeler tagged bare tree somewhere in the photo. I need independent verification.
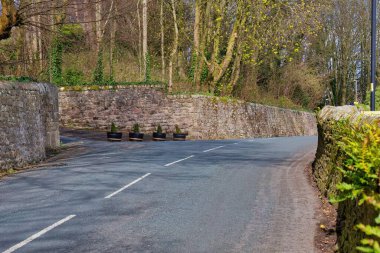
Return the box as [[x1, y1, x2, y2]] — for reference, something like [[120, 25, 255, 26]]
[[160, 0, 165, 81], [168, 0, 178, 92], [142, 0, 147, 81]]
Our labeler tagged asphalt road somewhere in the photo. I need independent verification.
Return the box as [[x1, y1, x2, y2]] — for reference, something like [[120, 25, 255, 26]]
[[0, 136, 318, 253]]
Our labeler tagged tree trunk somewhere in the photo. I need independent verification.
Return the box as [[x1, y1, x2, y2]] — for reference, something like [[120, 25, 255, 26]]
[[341, 71, 347, 105], [210, 1, 246, 89], [195, 0, 211, 90], [229, 41, 243, 94], [136, 0, 142, 80], [38, 13, 43, 70], [50, 0, 68, 84], [93, 0, 115, 83], [142, 0, 148, 81], [192, 0, 201, 87], [160, 0, 165, 81], [95, 1, 102, 52], [193, 0, 201, 57], [83, 0, 95, 49], [110, 5, 117, 81], [74, 0, 80, 21], [168, 0, 179, 93], [210, 0, 226, 75], [30, 2, 38, 66]]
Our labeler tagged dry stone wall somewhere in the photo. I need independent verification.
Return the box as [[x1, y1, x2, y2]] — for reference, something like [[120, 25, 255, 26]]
[[59, 86, 317, 139], [313, 106, 380, 253], [0, 82, 59, 171]]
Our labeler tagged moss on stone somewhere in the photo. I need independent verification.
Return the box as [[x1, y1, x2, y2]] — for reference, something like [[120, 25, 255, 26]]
[[313, 106, 380, 253]]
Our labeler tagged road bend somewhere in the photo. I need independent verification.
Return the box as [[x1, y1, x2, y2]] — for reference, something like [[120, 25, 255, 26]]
[[0, 136, 318, 253]]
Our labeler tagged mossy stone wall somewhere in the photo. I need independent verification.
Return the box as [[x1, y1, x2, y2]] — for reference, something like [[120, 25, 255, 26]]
[[59, 86, 317, 139], [313, 106, 380, 253]]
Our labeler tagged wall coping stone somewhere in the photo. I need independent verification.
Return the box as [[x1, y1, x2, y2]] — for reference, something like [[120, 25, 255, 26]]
[[318, 106, 380, 124], [0, 81, 57, 93], [59, 86, 314, 115], [59, 84, 165, 92]]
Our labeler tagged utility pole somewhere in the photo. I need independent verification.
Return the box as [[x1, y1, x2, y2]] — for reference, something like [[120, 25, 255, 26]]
[[371, 0, 377, 111]]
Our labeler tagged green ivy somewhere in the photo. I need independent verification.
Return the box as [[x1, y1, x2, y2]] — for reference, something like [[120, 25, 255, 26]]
[[93, 50, 104, 84], [50, 36, 63, 84], [188, 52, 197, 81], [145, 52, 151, 82], [63, 68, 84, 86], [109, 60, 115, 84], [201, 51, 211, 84], [200, 64, 209, 83]]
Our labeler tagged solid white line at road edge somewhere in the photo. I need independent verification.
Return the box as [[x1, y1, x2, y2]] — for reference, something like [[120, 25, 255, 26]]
[[203, 146, 225, 153], [105, 173, 151, 199], [2, 215, 76, 253], [164, 155, 195, 167]]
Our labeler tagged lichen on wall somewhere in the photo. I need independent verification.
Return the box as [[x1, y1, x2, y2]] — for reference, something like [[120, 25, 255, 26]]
[[0, 82, 59, 171], [59, 86, 317, 139]]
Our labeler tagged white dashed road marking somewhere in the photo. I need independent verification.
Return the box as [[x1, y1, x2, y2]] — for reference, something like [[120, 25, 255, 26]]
[[2, 215, 76, 253], [164, 156, 195, 167], [105, 173, 151, 199], [203, 146, 225, 153]]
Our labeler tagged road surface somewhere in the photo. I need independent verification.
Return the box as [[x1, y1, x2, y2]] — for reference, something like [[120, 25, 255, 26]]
[[0, 136, 318, 253]]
